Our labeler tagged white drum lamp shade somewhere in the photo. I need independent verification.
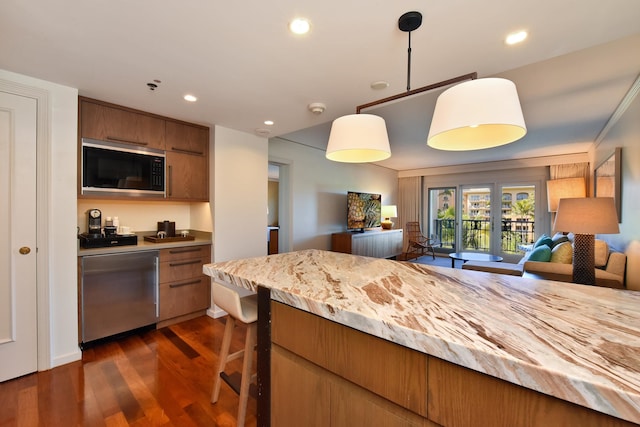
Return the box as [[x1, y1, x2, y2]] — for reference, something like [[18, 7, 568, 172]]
[[326, 114, 391, 163], [427, 78, 527, 151]]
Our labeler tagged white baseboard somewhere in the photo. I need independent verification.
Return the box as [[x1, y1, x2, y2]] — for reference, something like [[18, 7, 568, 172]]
[[50, 349, 82, 369], [207, 304, 227, 319]]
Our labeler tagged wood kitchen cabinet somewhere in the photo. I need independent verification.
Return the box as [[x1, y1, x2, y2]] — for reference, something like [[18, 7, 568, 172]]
[[79, 97, 166, 150], [158, 244, 211, 327], [78, 96, 210, 202], [271, 301, 434, 427], [165, 121, 209, 201], [268, 301, 633, 427]]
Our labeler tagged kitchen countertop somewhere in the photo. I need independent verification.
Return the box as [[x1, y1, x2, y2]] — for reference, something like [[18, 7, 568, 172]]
[[203, 249, 640, 424], [78, 231, 212, 256]]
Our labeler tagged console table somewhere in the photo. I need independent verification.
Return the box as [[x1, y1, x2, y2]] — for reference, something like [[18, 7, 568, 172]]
[[331, 229, 403, 259]]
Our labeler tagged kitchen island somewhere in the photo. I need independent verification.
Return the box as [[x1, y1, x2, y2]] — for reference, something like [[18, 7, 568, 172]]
[[203, 249, 640, 426]]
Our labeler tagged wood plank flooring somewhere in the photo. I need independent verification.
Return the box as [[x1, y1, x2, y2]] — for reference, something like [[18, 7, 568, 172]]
[[0, 315, 256, 426]]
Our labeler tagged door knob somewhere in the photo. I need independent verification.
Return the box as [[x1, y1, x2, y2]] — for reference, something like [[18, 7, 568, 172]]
[[19, 247, 31, 255]]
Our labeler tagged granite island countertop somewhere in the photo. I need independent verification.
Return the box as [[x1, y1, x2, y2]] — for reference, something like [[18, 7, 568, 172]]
[[203, 249, 640, 424]]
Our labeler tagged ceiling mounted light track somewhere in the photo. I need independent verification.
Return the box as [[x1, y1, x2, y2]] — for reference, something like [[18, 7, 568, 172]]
[[326, 10, 527, 163]]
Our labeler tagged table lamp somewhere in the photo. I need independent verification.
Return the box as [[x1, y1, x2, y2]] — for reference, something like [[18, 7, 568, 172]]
[[546, 177, 586, 212], [553, 197, 619, 285], [381, 205, 398, 230]]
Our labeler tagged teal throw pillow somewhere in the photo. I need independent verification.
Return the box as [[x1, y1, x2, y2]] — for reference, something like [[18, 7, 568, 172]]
[[528, 244, 552, 262], [534, 234, 553, 249]]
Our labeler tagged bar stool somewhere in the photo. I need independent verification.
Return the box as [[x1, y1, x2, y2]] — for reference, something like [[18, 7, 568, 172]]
[[210, 280, 258, 427]]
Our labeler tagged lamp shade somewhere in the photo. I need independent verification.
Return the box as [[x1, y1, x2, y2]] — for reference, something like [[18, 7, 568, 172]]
[[553, 197, 620, 234], [427, 78, 526, 151], [381, 205, 397, 219], [326, 114, 391, 163], [546, 177, 586, 212]]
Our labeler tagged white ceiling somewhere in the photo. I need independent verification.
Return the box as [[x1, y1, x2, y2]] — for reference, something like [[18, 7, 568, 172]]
[[2, 1, 640, 171]]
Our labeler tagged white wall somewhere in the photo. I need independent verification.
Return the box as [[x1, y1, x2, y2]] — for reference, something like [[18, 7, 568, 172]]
[[591, 82, 640, 252], [213, 126, 268, 262], [269, 137, 398, 251], [0, 69, 80, 368]]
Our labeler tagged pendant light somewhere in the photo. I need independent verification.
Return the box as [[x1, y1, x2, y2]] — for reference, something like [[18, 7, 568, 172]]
[[326, 11, 423, 163], [326, 114, 391, 163], [427, 78, 527, 150], [326, 10, 527, 162]]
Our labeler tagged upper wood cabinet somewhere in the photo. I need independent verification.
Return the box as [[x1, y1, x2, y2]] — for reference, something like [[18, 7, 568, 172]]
[[79, 97, 166, 150], [78, 96, 210, 202], [166, 151, 209, 201], [166, 121, 208, 157], [165, 121, 209, 201]]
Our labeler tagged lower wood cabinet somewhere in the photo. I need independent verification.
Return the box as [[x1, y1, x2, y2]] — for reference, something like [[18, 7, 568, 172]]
[[271, 301, 433, 427], [268, 301, 634, 427], [158, 244, 211, 326]]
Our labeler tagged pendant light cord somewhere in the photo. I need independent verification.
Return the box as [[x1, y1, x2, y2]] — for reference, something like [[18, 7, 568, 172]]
[[407, 31, 412, 92]]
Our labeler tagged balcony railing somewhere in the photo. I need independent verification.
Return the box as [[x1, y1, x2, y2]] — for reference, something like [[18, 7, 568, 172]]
[[432, 218, 535, 254]]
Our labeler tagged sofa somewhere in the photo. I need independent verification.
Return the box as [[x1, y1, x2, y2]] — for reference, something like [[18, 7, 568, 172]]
[[462, 233, 629, 290]]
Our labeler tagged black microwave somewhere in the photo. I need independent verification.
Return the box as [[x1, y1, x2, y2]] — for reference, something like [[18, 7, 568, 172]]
[[81, 138, 165, 197]]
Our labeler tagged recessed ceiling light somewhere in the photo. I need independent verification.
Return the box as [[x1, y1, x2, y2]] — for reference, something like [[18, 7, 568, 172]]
[[371, 81, 389, 90], [264, 120, 274, 126], [289, 18, 310, 35], [184, 94, 197, 102], [505, 30, 527, 45]]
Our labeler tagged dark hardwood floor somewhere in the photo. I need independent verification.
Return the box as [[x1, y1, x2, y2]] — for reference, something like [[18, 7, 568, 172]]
[[0, 315, 256, 426]]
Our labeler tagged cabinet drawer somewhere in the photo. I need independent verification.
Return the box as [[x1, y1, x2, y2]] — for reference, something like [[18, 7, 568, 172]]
[[160, 245, 211, 263], [158, 276, 210, 321], [160, 258, 207, 283]]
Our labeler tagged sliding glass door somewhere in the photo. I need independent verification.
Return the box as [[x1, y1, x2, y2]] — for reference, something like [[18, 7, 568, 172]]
[[498, 184, 536, 257], [460, 185, 493, 253], [427, 182, 538, 261], [428, 188, 456, 252]]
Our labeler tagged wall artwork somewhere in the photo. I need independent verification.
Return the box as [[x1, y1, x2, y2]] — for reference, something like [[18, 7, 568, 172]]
[[595, 147, 622, 222]]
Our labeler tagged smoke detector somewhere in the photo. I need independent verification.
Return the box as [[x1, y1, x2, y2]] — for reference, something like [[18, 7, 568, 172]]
[[308, 102, 326, 115]]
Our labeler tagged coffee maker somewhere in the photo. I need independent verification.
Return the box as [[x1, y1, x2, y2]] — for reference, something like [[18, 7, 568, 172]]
[[87, 208, 102, 237], [79, 208, 137, 248]]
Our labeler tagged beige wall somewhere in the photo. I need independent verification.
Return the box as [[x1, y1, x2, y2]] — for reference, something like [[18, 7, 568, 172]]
[[213, 126, 268, 262], [590, 80, 640, 253], [269, 137, 399, 251]]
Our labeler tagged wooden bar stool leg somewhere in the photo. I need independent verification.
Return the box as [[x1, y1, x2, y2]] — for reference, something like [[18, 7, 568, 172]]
[[211, 315, 236, 403], [236, 322, 257, 427]]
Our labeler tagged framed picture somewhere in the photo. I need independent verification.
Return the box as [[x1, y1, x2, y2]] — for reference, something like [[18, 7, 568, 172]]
[[595, 147, 622, 222]]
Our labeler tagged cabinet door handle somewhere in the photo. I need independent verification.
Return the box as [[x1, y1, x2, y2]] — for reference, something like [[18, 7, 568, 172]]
[[155, 256, 160, 318], [167, 165, 172, 197], [169, 260, 201, 267], [106, 136, 149, 146], [170, 146, 204, 156], [169, 279, 201, 288], [169, 248, 202, 254]]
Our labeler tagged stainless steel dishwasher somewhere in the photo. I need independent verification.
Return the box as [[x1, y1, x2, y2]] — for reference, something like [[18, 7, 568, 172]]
[[80, 250, 159, 346]]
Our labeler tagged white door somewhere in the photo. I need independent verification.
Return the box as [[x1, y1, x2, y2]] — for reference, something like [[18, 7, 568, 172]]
[[0, 91, 38, 382]]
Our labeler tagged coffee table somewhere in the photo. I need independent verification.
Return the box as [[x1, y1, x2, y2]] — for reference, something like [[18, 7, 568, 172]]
[[449, 252, 503, 268]]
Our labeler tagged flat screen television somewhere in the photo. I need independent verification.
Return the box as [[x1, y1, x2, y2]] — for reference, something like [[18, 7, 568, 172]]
[[347, 191, 382, 232]]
